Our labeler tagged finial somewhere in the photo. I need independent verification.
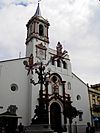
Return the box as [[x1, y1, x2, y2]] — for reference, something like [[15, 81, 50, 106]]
[[38, 0, 41, 4], [34, 0, 41, 17]]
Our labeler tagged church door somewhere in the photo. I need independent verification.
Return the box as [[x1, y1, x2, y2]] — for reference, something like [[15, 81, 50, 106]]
[[50, 102, 62, 132]]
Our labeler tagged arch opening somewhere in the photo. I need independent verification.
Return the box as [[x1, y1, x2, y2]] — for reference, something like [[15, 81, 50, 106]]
[[39, 24, 44, 36], [50, 102, 62, 132]]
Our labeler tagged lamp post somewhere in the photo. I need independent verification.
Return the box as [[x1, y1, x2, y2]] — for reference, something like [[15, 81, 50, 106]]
[[23, 42, 79, 129], [23, 54, 50, 124], [30, 61, 50, 121]]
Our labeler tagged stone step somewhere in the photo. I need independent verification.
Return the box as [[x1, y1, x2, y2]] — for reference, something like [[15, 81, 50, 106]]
[[25, 124, 54, 133], [25, 130, 53, 133]]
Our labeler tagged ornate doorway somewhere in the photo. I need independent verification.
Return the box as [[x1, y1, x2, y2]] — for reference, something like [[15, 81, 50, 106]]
[[50, 102, 62, 132]]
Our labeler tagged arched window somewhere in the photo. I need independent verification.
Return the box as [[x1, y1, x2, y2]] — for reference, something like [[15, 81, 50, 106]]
[[51, 57, 55, 65], [51, 75, 58, 83], [57, 59, 61, 67], [62, 61, 67, 69], [68, 82, 71, 90], [77, 95, 81, 100], [78, 111, 83, 121], [39, 24, 44, 36]]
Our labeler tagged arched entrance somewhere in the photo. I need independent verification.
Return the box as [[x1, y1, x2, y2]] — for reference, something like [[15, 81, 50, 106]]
[[50, 102, 62, 132]]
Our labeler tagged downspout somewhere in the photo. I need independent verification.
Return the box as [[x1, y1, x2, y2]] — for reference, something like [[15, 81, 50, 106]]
[[87, 84, 93, 126]]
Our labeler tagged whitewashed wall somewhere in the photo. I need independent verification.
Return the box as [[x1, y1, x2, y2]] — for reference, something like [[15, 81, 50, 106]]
[[0, 49, 91, 127], [71, 73, 91, 125], [0, 58, 30, 126]]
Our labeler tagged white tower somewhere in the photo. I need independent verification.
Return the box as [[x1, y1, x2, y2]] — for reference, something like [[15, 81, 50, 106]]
[[25, 2, 50, 123], [26, 2, 50, 61]]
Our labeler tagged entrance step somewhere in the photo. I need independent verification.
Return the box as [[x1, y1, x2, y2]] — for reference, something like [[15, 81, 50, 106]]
[[25, 124, 54, 133]]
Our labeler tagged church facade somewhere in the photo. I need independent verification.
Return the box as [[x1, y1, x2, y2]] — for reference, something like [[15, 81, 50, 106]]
[[0, 3, 91, 131]]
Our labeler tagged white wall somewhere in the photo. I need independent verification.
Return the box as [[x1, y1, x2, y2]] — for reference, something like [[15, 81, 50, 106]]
[[0, 50, 91, 127], [71, 73, 91, 125], [46, 50, 91, 126], [0, 58, 30, 126]]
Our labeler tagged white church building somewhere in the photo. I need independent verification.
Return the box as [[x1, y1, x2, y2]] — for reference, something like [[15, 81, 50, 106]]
[[0, 2, 91, 132]]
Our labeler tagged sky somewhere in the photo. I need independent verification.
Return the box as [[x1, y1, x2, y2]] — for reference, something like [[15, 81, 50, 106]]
[[0, 0, 100, 85]]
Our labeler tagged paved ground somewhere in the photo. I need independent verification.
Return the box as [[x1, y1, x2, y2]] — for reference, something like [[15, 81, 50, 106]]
[[95, 130, 100, 133]]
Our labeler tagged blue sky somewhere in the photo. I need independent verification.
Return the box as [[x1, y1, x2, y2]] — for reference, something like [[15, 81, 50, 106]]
[[0, 0, 100, 85]]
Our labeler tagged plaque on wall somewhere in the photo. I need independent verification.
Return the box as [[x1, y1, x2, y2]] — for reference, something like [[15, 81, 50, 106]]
[[36, 43, 47, 60]]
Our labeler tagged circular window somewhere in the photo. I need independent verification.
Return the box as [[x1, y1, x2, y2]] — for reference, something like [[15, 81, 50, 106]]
[[10, 84, 18, 92], [51, 76, 58, 83], [77, 95, 81, 100]]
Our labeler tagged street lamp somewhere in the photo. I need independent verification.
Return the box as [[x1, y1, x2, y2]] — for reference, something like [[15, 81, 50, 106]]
[[23, 42, 79, 130], [23, 54, 50, 124]]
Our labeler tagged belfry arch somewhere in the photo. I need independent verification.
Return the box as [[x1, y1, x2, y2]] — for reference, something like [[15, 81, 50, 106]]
[[39, 24, 44, 36]]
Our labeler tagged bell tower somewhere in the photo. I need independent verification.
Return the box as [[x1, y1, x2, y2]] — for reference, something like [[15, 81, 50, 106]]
[[26, 2, 50, 57]]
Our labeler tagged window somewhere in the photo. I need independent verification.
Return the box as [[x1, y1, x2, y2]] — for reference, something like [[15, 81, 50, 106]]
[[51, 76, 58, 83], [68, 82, 71, 90], [10, 84, 18, 92], [92, 94, 96, 104], [51, 57, 55, 65], [57, 59, 61, 67], [30, 24, 32, 33], [92, 94, 95, 98], [92, 99, 96, 104], [79, 112, 83, 121], [7, 105, 18, 114], [39, 24, 44, 36], [62, 61, 67, 69], [97, 96, 100, 104], [77, 95, 81, 100], [27, 27, 29, 37]]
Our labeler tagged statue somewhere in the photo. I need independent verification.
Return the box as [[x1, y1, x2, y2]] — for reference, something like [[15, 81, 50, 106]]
[[56, 42, 63, 57]]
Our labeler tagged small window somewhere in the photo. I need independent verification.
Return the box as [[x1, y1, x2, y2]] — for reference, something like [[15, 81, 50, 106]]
[[93, 99, 96, 104], [79, 112, 83, 121], [77, 95, 81, 100], [51, 57, 55, 65], [27, 27, 29, 37], [10, 84, 18, 92], [68, 82, 71, 90], [39, 24, 44, 36], [30, 24, 32, 33], [57, 59, 61, 67], [97, 96, 100, 104], [92, 94, 95, 97], [51, 76, 58, 83], [63, 61, 67, 69]]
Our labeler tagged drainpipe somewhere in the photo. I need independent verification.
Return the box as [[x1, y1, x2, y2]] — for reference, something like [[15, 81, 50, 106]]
[[87, 84, 93, 126]]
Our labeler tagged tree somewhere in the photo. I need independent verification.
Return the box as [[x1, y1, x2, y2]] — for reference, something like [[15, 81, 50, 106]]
[[64, 102, 79, 133]]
